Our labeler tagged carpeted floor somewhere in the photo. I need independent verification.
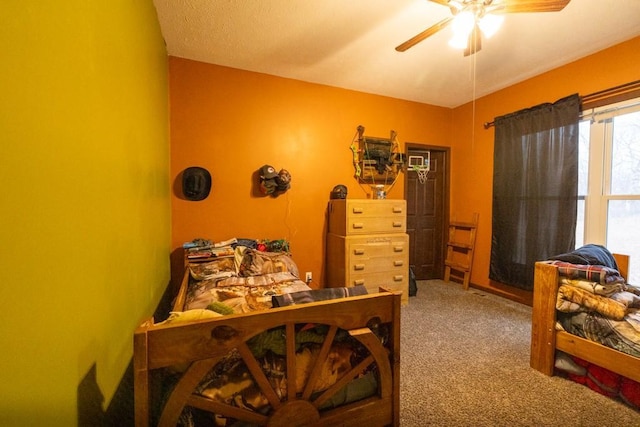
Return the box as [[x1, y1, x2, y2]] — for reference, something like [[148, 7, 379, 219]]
[[399, 280, 640, 426]]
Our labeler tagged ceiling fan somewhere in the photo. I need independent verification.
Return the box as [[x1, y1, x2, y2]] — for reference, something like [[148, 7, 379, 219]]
[[395, 0, 571, 56]]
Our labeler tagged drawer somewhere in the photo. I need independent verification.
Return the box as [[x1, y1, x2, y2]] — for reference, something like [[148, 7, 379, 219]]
[[350, 238, 407, 259], [341, 199, 406, 218], [349, 256, 407, 275], [346, 216, 406, 235], [329, 199, 406, 235], [348, 271, 408, 304], [348, 234, 407, 258]]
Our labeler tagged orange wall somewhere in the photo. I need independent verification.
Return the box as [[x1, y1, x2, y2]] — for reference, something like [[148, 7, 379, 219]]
[[169, 57, 452, 286], [170, 36, 639, 298], [451, 36, 640, 300]]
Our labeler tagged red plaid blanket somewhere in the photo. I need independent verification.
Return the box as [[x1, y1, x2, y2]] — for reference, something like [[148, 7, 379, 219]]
[[549, 261, 625, 285]]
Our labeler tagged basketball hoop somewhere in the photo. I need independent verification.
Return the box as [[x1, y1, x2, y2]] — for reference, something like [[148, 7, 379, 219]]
[[413, 165, 430, 184], [408, 153, 430, 184]]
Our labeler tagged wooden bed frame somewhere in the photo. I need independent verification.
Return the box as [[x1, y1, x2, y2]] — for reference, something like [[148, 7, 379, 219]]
[[530, 253, 640, 383], [134, 263, 402, 427]]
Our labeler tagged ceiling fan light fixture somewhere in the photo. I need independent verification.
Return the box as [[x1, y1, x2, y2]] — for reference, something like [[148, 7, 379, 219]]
[[478, 13, 504, 38], [449, 10, 474, 49], [451, 10, 475, 36], [396, 0, 571, 55], [448, 32, 469, 49]]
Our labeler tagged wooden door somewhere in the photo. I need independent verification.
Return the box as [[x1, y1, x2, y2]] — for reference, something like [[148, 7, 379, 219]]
[[405, 146, 449, 279]]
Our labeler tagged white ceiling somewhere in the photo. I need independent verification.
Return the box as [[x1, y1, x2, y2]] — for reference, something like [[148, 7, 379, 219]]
[[153, 0, 640, 108]]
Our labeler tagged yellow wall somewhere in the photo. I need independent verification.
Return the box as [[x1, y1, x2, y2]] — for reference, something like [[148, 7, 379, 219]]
[[169, 57, 453, 287], [451, 36, 640, 301], [0, 1, 169, 425]]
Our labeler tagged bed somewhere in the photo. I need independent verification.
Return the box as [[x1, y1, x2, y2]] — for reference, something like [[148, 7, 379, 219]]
[[134, 240, 402, 426], [530, 245, 640, 408]]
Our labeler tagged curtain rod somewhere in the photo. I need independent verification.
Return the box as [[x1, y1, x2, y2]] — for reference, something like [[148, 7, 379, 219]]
[[483, 79, 640, 129]]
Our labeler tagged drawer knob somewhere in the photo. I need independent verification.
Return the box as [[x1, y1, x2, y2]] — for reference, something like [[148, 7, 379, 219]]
[[393, 246, 403, 252], [393, 275, 403, 281], [352, 207, 364, 214], [353, 279, 365, 285], [393, 207, 403, 213], [353, 249, 365, 255], [392, 222, 403, 228], [354, 264, 365, 271], [352, 223, 364, 229], [394, 260, 404, 267]]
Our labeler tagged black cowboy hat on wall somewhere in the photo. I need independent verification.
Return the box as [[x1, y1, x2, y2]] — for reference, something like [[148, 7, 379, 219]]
[[182, 166, 211, 201]]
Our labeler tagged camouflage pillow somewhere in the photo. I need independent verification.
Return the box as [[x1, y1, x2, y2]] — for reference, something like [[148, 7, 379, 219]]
[[239, 249, 300, 278]]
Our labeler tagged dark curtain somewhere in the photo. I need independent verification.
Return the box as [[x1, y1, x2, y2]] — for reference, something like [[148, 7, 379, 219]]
[[490, 94, 580, 290]]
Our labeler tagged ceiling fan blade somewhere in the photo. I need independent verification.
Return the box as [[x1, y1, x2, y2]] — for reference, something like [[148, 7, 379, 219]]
[[495, 0, 571, 13], [395, 17, 453, 52], [464, 25, 482, 56]]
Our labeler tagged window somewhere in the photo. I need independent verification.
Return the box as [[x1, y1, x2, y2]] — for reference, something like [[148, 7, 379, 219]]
[[578, 97, 640, 283]]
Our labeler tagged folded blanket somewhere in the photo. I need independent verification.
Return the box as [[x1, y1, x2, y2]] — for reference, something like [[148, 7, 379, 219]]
[[626, 284, 640, 296], [272, 285, 368, 307], [557, 285, 627, 320], [610, 291, 640, 309], [549, 244, 619, 270], [557, 309, 640, 358], [560, 278, 625, 297], [549, 261, 625, 286]]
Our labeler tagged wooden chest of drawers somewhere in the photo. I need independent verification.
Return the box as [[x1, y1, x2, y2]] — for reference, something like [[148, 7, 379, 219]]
[[326, 199, 409, 304]]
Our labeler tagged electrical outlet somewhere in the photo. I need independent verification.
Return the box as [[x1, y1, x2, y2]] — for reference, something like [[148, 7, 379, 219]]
[[305, 272, 312, 282]]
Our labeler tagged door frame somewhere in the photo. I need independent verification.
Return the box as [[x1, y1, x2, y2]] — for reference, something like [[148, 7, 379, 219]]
[[404, 143, 451, 279]]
